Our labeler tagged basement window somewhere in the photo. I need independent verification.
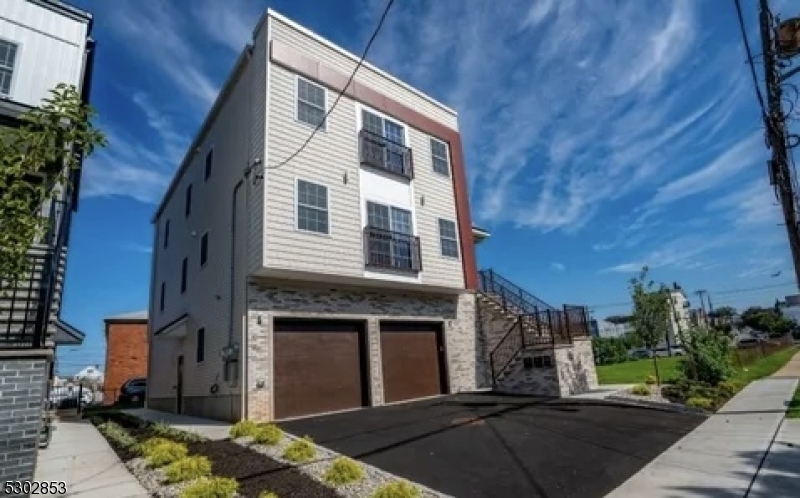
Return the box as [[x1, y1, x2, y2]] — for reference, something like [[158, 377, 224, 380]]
[[532, 355, 553, 369]]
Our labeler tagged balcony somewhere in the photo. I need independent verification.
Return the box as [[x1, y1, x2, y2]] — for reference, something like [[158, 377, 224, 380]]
[[358, 129, 414, 180], [363, 226, 422, 273]]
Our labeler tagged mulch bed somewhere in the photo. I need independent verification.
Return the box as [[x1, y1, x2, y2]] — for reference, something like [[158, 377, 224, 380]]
[[90, 412, 339, 498]]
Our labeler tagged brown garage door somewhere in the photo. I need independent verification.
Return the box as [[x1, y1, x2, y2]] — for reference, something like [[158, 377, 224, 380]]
[[273, 319, 368, 420], [380, 322, 446, 403]]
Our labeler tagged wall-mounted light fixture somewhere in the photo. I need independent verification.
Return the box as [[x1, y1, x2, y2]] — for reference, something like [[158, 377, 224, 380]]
[[343, 171, 349, 185], [420, 194, 426, 206]]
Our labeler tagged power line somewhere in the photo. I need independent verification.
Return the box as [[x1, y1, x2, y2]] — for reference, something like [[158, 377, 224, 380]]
[[733, 0, 768, 116], [588, 280, 797, 310], [256, 0, 395, 174]]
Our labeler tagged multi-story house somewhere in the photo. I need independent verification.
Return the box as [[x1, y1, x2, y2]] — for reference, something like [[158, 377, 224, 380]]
[[0, 0, 95, 483], [667, 283, 691, 346], [147, 9, 597, 423]]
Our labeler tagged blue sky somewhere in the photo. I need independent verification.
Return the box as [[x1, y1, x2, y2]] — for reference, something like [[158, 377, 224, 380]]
[[57, 0, 799, 374]]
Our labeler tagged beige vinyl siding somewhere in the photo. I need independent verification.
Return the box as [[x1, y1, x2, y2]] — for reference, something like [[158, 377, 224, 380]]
[[149, 56, 255, 408], [264, 16, 465, 290], [411, 131, 464, 289], [268, 16, 457, 130], [263, 61, 364, 277], [247, 23, 269, 273]]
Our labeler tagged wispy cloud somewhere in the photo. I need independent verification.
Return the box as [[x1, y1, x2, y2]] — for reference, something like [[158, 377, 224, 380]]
[[737, 257, 784, 279], [705, 177, 780, 228], [361, 0, 752, 233], [192, 0, 262, 53], [551, 262, 566, 271], [120, 243, 153, 254]]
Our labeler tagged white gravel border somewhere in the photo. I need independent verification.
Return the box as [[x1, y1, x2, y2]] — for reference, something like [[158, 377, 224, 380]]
[[236, 432, 453, 498]]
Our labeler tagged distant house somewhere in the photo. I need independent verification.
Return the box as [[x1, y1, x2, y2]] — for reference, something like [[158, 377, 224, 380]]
[[103, 311, 148, 405]]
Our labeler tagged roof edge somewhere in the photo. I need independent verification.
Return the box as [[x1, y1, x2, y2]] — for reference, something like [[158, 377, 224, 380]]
[[29, 0, 93, 23]]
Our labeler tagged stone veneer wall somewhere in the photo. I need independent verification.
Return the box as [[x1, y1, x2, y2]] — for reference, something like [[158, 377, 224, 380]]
[[244, 280, 482, 421], [554, 339, 599, 396], [494, 349, 560, 396]]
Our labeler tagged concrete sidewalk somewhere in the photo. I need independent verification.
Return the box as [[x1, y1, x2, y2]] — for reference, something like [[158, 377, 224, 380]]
[[123, 407, 231, 440], [606, 377, 798, 498], [34, 414, 148, 497]]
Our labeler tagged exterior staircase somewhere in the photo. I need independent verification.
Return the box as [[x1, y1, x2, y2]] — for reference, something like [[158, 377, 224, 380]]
[[477, 269, 591, 386], [1, 199, 72, 349]]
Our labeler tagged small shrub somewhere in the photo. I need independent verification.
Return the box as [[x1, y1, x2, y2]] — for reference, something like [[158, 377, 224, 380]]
[[630, 384, 651, 396], [258, 492, 278, 498], [679, 329, 733, 385], [97, 421, 138, 449], [717, 380, 738, 397], [324, 456, 365, 486], [141, 439, 188, 468], [178, 477, 239, 498], [644, 375, 657, 385], [686, 396, 714, 411], [230, 420, 260, 439], [282, 436, 316, 463], [163, 456, 212, 483], [253, 424, 283, 446], [371, 480, 421, 498], [139, 437, 173, 455], [151, 421, 203, 443]]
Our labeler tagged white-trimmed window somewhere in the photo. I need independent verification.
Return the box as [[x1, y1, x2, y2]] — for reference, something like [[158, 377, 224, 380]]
[[431, 138, 450, 177], [0, 40, 18, 97], [438, 218, 459, 258], [296, 179, 329, 234], [296, 77, 327, 129]]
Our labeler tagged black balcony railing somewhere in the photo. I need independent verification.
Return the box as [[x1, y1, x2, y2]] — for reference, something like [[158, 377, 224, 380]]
[[363, 226, 422, 273], [359, 129, 414, 180]]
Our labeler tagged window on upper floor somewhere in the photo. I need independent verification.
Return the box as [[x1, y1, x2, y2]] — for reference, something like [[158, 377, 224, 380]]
[[365, 201, 420, 272], [159, 282, 166, 312], [196, 327, 205, 363], [180, 257, 188, 293], [296, 179, 329, 235], [296, 77, 327, 130], [0, 40, 18, 97], [430, 138, 450, 177], [200, 232, 209, 266], [185, 184, 193, 218], [163, 219, 170, 249], [359, 109, 413, 179], [204, 148, 213, 181], [438, 218, 459, 259]]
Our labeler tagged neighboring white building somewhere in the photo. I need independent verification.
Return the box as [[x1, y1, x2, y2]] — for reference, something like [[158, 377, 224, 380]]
[[146, 8, 597, 423], [666, 283, 691, 346], [74, 365, 104, 383]]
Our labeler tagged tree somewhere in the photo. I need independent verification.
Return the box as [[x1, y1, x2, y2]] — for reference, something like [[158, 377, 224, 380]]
[[711, 306, 737, 319], [741, 306, 796, 337], [629, 266, 671, 384], [0, 84, 106, 290]]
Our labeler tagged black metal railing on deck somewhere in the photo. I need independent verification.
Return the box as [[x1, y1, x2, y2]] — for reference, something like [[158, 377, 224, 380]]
[[363, 226, 422, 273], [359, 129, 414, 180], [478, 269, 556, 313]]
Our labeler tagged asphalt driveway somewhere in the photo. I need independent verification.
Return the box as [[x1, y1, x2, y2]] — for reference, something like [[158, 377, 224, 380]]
[[279, 393, 706, 498]]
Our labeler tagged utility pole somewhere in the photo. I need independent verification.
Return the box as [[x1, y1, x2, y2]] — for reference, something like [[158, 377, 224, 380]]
[[758, 0, 800, 290]]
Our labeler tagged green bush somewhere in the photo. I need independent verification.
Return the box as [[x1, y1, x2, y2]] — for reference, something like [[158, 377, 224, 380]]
[[324, 456, 365, 486], [140, 438, 188, 468], [679, 329, 733, 385], [591, 337, 630, 365], [178, 477, 239, 498], [686, 396, 714, 410], [371, 480, 421, 498], [630, 384, 651, 396], [139, 437, 173, 455], [230, 420, 260, 439], [163, 456, 212, 483], [644, 375, 657, 385], [717, 380, 739, 397], [282, 436, 316, 463], [151, 421, 203, 443], [253, 424, 284, 446]]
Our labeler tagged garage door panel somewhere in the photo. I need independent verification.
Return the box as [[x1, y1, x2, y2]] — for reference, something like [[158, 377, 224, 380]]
[[274, 320, 366, 420], [381, 323, 444, 404]]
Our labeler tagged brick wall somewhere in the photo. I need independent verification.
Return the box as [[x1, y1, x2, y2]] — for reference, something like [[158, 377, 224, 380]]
[[0, 351, 51, 484], [103, 321, 149, 405]]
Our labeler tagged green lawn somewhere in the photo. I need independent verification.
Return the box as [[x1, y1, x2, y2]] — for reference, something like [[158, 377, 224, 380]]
[[788, 383, 800, 419], [597, 346, 800, 386]]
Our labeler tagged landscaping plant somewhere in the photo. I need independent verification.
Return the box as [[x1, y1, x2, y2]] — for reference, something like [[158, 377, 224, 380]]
[[628, 267, 671, 385], [0, 84, 106, 290], [140, 438, 189, 468], [282, 436, 317, 463], [679, 327, 733, 386], [644, 375, 657, 385], [258, 492, 279, 498], [253, 423, 284, 446], [323, 456, 366, 486], [178, 477, 238, 498], [685, 396, 714, 411], [163, 456, 212, 483], [229, 420, 260, 439], [371, 480, 422, 498], [97, 421, 138, 450], [630, 384, 651, 396]]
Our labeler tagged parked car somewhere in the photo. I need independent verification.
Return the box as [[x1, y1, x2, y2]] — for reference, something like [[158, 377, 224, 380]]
[[118, 377, 147, 405], [647, 346, 684, 358]]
